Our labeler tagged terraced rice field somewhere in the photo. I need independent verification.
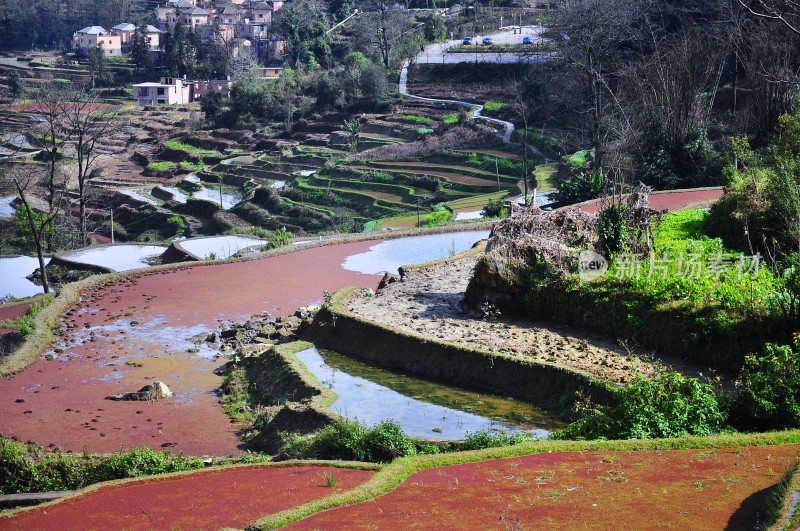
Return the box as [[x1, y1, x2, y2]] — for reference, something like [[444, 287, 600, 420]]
[[3, 465, 376, 531], [348, 165, 508, 189], [287, 444, 800, 530]]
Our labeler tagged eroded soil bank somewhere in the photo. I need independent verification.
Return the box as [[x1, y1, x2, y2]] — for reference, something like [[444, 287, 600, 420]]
[[344, 251, 713, 386]]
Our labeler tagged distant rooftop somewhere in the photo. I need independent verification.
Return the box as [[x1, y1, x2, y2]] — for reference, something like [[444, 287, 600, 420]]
[[76, 26, 107, 35]]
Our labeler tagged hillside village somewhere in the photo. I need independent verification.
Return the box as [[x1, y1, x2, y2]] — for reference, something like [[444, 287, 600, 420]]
[[1, 0, 800, 528]]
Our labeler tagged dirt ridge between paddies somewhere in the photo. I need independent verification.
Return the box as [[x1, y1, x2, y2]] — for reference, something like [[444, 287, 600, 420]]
[[306, 281, 617, 413], [0, 222, 493, 377]]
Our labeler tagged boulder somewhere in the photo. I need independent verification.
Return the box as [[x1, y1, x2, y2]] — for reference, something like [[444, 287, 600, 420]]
[[106, 381, 174, 401]]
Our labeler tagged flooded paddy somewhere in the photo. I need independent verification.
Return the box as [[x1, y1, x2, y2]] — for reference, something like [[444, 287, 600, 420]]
[[0, 196, 16, 218], [177, 235, 267, 260], [342, 230, 490, 275], [0, 256, 49, 299], [60, 245, 166, 272], [295, 346, 562, 439]]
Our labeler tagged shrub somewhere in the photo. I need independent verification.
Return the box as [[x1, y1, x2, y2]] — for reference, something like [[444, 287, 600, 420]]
[[166, 215, 185, 238], [554, 169, 605, 205], [18, 295, 53, 340], [731, 338, 800, 431], [482, 198, 508, 219], [554, 371, 727, 440], [598, 203, 629, 255], [283, 420, 429, 463], [0, 439, 210, 495], [460, 431, 530, 450], [424, 204, 453, 227], [268, 227, 292, 248]]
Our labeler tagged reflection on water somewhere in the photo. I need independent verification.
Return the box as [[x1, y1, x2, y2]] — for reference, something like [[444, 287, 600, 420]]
[[342, 230, 490, 275], [0, 196, 16, 218], [118, 188, 159, 205], [0, 256, 50, 299], [295, 346, 562, 439], [61, 245, 167, 272], [192, 187, 242, 209], [160, 187, 189, 204], [178, 235, 266, 260]]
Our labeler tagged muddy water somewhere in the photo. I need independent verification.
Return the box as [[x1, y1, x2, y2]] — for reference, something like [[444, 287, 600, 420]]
[[342, 230, 490, 275], [295, 347, 564, 439]]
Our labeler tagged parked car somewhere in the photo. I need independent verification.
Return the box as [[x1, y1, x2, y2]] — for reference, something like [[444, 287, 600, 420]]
[[482, 37, 493, 45], [522, 36, 533, 45], [463, 37, 473, 45]]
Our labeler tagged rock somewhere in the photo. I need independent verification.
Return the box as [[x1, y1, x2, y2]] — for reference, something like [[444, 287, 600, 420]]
[[106, 381, 174, 401], [377, 273, 400, 291], [293, 306, 319, 319]]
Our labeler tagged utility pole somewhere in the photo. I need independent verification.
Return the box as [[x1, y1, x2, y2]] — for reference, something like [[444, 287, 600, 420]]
[[417, 196, 421, 227], [110, 207, 114, 244], [495, 157, 500, 192]]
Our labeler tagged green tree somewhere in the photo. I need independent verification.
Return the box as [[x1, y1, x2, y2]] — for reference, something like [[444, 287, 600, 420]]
[[87, 45, 109, 87], [273, 0, 332, 67], [130, 28, 153, 74], [201, 90, 223, 120], [8, 70, 24, 99]]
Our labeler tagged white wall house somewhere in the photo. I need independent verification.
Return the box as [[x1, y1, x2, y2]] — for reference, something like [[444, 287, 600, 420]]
[[132, 78, 190, 106]]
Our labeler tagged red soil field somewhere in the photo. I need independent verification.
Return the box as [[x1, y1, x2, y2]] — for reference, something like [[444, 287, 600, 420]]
[[0, 241, 382, 455], [2, 465, 375, 531], [289, 445, 800, 530], [0, 301, 30, 321], [580, 188, 724, 214]]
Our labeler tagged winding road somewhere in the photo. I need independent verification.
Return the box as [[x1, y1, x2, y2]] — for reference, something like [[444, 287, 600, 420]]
[[399, 60, 515, 143]]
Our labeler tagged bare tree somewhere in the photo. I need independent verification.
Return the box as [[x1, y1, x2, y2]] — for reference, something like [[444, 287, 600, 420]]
[[549, 0, 642, 172], [5, 163, 68, 294], [30, 85, 125, 245], [738, 0, 800, 34], [60, 88, 124, 245]]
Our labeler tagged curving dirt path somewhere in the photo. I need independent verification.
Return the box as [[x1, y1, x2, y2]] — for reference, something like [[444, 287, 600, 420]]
[[288, 445, 800, 530], [3, 464, 375, 530], [0, 242, 382, 456]]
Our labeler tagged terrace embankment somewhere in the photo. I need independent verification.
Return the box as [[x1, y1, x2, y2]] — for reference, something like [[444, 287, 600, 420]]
[[308, 245, 719, 413]]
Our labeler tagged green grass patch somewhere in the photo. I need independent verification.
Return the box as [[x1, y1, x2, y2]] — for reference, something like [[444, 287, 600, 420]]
[[164, 138, 223, 158], [394, 114, 433, 125], [483, 102, 506, 112], [416, 127, 434, 136], [567, 149, 589, 168], [441, 113, 459, 125], [147, 161, 176, 171], [533, 162, 558, 192], [179, 161, 205, 171], [18, 295, 54, 340]]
